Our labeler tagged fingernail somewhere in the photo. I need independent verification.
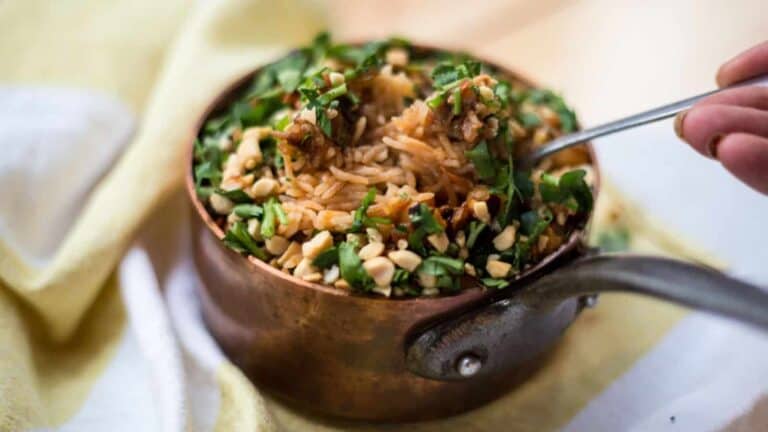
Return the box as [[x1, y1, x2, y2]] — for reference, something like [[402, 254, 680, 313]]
[[706, 134, 724, 159], [674, 110, 688, 140]]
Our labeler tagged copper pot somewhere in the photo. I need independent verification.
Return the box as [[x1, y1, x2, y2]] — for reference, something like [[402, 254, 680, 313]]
[[185, 46, 768, 422]]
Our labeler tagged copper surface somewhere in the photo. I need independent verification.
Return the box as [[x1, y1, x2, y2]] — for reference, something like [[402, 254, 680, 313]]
[[185, 45, 598, 421]]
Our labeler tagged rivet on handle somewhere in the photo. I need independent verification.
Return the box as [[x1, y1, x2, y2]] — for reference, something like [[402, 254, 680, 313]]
[[456, 354, 483, 377]]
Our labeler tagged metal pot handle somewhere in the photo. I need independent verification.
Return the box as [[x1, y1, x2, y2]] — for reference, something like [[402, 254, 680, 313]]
[[406, 254, 768, 381], [522, 253, 768, 329]]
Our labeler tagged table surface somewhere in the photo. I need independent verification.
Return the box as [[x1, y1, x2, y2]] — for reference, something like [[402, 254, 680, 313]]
[[332, 0, 768, 284]]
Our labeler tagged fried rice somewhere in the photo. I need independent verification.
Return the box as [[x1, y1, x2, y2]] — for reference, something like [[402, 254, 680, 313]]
[[193, 33, 594, 297]]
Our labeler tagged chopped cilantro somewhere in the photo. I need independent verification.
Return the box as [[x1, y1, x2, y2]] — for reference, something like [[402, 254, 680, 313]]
[[214, 188, 251, 204], [312, 245, 339, 268], [464, 141, 496, 181], [481, 278, 510, 289], [407, 204, 444, 253], [452, 87, 462, 115], [350, 188, 390, 232], [223, 221, 268, 260], [518, 111, 541, 128], [466, 221, 487, 249], [233, 204, 263, 219], [338, 241, 375, 292]]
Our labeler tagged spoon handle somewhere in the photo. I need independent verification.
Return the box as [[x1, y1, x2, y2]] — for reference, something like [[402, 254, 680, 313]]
[[522, 74, 768, 166]]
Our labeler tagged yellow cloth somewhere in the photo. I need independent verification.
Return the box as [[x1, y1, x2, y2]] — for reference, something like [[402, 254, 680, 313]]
[[0, 1, 719, 430]]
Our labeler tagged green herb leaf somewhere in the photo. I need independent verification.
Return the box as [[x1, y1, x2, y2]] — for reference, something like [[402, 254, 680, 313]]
[[426, 90, 447, 109], [233, 204, 263, 219], [392, 268, 411, 286], [338, 241, 375, 292], [559, 169, 593, 213], [451, 87, 462, 115], [315, 105, 332, 136], [465, 141, 496, 181], [420, 256, 464, 275], [518, 111, 541, 128], [539, 173, 566, 203], [317, 83, 348, 105], [537, 169, 593, 213], [520, 208, 553, 239], [494, 81, 511, 107], [312, 246, 339, 268], [260, 201, 276, 238], [431, 63, 462, 87], [466, 221, 487, 249], [407, 203, 444, 254], [525, 89, 578, 133], [223, 221, 268, 260], [481, 278, 510, 289], [350, 188, 377, 233], [215, 188, 252, 204]]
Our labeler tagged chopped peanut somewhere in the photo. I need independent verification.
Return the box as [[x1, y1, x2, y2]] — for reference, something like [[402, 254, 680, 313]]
[[277, 241, 301, 265], [427, 232, 449, 253], [247, 219, 262, 240], [250, 178, 279, 199], [293, 257, 317, 279], [493, 225, 517, 251], [471, 200, 491, 223], [302, 230, 333, 259], [265, 236, 289, 255], [486, 259, 512, 278], [388, 250, 422, 271], [210, 193, 234, 215], [363, 257, 395, 287], [358, 242, 385, 260], [329, 71, 345, 86]]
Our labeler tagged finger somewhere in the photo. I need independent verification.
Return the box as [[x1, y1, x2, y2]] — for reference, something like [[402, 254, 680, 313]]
[[716, 133, 768, 195], [716, 41, 768, 87], [694, 86, 768, 110], [676, 104, 768, 157]]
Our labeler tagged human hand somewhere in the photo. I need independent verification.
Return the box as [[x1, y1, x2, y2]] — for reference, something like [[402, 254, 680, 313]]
[[674, 41, 768, 194]]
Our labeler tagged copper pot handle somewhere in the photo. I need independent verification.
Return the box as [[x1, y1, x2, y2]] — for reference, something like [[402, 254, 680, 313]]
[[406, 254, 768, 381]]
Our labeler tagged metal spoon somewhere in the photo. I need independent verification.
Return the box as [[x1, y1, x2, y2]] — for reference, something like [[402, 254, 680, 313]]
[[520, 74, 768, 168]]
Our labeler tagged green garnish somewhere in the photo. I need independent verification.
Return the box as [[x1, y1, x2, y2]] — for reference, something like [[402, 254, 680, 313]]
[[392, 268, 411, 286], [223, 221, 268, 260], [481, 278, 510, 289], [494, 81, 511, 107], [451, 87, 462, 115], [465, 141, 495, 181], [312, 246, 339, 268], [466, 221, 487, 249], [260, 197, 285, 238], [407, 203, 444, 253], [525, 89, 578, 132], [215, 188, 252, 204], [538, 169, 593, 213], [520, 208, 553, 239], [418, 255, 464, 292], [233, 204, 263, 219], [350, 188, 390, 232], [338, 241, 375, 292], [518, 111, 541, 128]]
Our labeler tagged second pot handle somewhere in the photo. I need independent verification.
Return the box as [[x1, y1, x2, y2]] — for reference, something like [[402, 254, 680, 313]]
[[527, 254, 768, 331]]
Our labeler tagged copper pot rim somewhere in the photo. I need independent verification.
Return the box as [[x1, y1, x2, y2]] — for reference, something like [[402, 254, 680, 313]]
[[184, 41, 600, 306]]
